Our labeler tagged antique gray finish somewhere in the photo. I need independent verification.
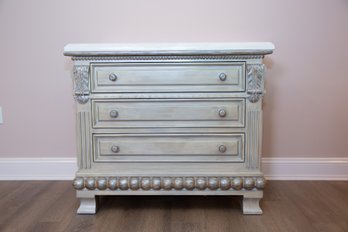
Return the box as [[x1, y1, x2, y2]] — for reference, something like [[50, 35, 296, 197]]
[[64, 43, 274, 215]]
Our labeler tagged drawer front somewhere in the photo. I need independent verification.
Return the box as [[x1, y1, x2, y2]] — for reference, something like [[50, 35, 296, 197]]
[[91, 62, 245, 93], [92, 98, 245, 128], [93, 134, 244, 163]]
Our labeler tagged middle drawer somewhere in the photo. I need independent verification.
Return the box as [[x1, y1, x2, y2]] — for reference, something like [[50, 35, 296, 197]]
[[92, 98, 245, 129]]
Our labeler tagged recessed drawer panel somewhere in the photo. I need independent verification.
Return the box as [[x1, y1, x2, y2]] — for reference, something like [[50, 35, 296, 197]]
[[92, 98, 245, 128], [93, 134, 244, 163], [91, 62, 245, 93]]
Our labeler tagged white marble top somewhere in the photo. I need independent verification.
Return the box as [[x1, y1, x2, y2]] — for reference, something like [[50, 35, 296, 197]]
[[64, 42, 274, 56]]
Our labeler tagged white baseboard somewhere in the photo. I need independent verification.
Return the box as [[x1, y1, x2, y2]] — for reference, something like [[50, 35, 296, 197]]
[[262, 157, 348, 180], [0, 158, 77, 180], [0, 157, 347, 180]]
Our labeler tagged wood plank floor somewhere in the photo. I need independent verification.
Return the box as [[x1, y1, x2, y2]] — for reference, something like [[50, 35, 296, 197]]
[[0, 181, 347, 232]]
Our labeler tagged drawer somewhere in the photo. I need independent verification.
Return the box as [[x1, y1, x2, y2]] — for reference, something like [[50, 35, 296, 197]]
[[92, 98, 245, 128], [91, 62, 245, 93], [93, 134, 244, 163]]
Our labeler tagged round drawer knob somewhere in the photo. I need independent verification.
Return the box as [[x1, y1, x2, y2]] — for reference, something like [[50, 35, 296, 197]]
[[219, 145, 227, 153], [219, 73, 227, 81], [110, 110, 119, 118], [109, 73, 117, 81], [218, 109, 227, 117], [111, 145, 120, 153]]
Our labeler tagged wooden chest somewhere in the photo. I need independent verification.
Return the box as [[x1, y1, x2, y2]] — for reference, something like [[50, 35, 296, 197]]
[[64, 43, 274, 214]]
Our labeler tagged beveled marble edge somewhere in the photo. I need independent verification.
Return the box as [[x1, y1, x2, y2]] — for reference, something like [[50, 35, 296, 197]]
[[64, 42, 274, 56]]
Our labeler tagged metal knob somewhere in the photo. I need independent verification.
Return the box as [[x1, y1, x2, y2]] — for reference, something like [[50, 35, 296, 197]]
[[219, 73, 227, 81], [218, 109, 226, 117], [111, 145, 119, 153], [110, 110, 118, 118], [219, 145, 227, 153], [109, 73, 117, 81]]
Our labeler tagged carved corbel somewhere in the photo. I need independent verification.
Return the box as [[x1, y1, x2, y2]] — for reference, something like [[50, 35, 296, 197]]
[[246, 64, 265, 103], [73, 65, 90, 104]]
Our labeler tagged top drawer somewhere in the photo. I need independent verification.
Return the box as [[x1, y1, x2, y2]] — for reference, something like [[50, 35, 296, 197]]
[[91, 62, 245, 93]]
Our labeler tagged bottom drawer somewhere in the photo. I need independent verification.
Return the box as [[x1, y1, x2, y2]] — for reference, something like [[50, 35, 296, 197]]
[[93, 134, 244, 163]]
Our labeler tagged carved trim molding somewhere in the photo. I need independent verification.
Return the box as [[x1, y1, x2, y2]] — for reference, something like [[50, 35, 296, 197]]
[[77, 112, 91, 169], [73, 65, 89, 104], [71, 55, 264, 61], [245, 111, 261, 169], [73, 176, 265, 191], [246, 64, 265, 103]]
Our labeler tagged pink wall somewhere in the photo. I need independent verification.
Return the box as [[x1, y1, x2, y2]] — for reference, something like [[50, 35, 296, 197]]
[[0, 0, 347, 158]]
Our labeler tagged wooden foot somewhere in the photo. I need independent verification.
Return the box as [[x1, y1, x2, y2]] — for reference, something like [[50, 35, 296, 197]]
[[243, 197, 263, 215], [77, 197, 97, 214]]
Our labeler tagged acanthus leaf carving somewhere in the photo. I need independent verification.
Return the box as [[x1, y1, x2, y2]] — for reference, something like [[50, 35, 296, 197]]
[[73, 65, 89, 104], [246, 64, 265, 103]]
